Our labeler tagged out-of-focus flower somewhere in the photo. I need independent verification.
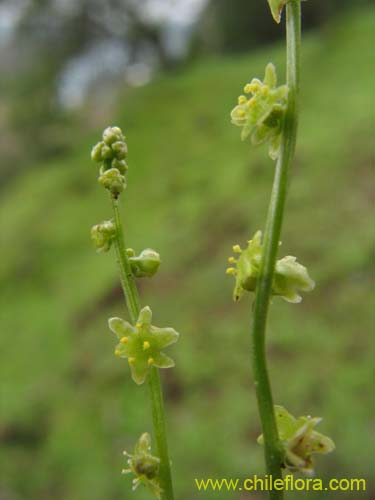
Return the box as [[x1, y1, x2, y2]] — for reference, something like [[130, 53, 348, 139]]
[[227, 231, 315, 302], [122, 433, 162, 498], [230, 63, 288, 159], [258, 405, 335, 475]]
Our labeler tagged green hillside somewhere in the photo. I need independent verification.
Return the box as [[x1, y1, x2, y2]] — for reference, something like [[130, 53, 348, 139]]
[[1, 8, 374, 500]]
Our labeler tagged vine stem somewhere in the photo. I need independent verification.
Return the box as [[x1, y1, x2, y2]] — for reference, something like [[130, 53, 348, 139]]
[[111, 196, 175, 500], [250, 2, 301, 499]]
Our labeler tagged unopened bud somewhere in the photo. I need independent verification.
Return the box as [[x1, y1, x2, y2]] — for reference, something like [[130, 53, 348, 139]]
[[101, 144, 113, 160], [111, 158, 128, 174], [111, 141, 128, 160], [102, 126, 124, 146], [91, 142, 104, 162], [98, 168, 126, 197], [128, 249, 161, 278], [91, 220, 116, 253]]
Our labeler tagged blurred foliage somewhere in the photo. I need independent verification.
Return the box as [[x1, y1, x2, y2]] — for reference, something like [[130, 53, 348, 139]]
[[0, 0, 173, 179], [198, 0, 370, 52], [0, 6, 374, 500]]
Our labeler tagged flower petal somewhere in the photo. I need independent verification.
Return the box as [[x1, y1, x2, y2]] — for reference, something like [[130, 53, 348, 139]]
[[151, 327, 179, 349], [137, 306, 153, 326], [129, 358, 149, 385], [152, 352, 175, 369], [108, 317, 134, 338]]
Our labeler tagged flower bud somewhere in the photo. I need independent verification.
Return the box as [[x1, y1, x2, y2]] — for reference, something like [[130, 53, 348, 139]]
[[98, 168, 126, 197], [111, 141, 128, 160], [91, 220, 116, 253], [101, 144, 113, 160], [102, 126, 124, 146], [128, 249, 161, 278], [91, 141, 104, 162], [111, 158, 128, 174]]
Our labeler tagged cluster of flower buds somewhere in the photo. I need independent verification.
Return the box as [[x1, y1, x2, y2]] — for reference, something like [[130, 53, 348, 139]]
[[230, 63, 288, 160], [122, 433, 162, 498], [91, 220, 116, 253], [126, 248, 161, 278], [226, 231, 315, 303], [258, 405, 335, 475], [91, 126, 128, 197], [109, 306, 179, 385]]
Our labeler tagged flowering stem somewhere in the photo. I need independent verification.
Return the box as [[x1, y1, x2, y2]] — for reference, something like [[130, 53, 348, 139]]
[[111, 198, 140, 323], [111, 197, 175, 500], [250, 2, 301, 498]]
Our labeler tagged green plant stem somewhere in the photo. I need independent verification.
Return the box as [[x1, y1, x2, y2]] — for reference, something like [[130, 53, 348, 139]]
[[111, 197, 140, 323], [250, 2, 301, 499], [111, 196, 175, 500]]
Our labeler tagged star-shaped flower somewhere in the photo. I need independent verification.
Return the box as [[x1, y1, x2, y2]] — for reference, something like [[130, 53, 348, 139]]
[[109, 306, 179, 385], [230, 63, 288, 159], [122, 432, 162, 498], [226, 231, 315, 303], [258, 405, 335, 475]]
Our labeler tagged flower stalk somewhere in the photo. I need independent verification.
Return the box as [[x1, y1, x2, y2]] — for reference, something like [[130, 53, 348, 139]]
[[90, 127, 175, 500], [250, 2, 301, 498], [111, 190, 175, 500]]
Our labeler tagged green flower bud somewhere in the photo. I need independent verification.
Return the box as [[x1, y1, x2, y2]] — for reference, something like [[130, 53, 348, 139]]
[[102, 126, 125, 146], [227, 231, 315, 302], [122, 433, 162, 498], [258, 406, 335, 475], [91, 220, 116, 253], [109, 306, 179, 385], [230, 63, 288, 160], [267, 0, 288, 24], [91, 141, 104, 162], [91, 126, 130, 189], [128, 249, 161, 278], [112, 141, 128, 160], [101, 144, 113, 160], [98, 168, 126, 197], [111, 158, 128, 174]]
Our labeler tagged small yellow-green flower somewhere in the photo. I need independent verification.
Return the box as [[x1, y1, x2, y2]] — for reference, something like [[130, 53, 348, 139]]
[[230, 63, 288, 159], [227, 231, 315, 302], [258, 405, 335, 475], [91, 220, 116, 253], [109, 306, 179, 385], [122, 433, 162, 498]]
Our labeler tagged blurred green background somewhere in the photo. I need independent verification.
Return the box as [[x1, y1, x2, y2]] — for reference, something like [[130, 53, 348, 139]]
[[0, 1, 374, 499]]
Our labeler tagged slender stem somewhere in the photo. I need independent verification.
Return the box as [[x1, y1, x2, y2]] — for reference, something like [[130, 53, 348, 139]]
[[111, 196, 175, 500], [250, 2, 301, 499], [111, 197, 140, 323], [148, 368, 175, 500]]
